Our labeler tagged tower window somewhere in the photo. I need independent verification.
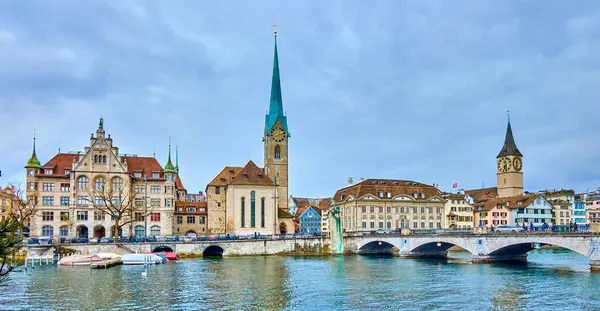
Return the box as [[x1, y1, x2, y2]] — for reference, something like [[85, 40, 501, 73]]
[[274, 145, 281, 159]]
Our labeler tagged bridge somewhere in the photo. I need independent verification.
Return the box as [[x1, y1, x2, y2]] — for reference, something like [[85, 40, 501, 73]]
[[342, 233, 600, 270], [24, 236, 331, 259]]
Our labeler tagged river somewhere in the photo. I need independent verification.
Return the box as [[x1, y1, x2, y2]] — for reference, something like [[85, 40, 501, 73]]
[[1, 249, 599, 311]]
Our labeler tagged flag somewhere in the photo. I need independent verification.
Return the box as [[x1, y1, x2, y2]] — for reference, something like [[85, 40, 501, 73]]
[[452, 183, 458, 188]]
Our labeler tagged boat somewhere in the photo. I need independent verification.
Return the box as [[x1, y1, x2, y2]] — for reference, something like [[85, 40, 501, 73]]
[[96, 253, 121, 260], [153, 252, 180, 261], [121, 253, 164, 265], [59, 255, 104, 266]]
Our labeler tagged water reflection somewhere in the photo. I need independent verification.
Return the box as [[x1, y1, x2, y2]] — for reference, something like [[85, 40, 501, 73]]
[[1, 250, 600, 311]]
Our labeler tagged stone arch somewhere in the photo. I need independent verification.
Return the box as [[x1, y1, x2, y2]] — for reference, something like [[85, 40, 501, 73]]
[[407, 238, 475, 255], [185, 230, 197, 236], [93, 225, 105, 238], [487, 238, 589, 258], [279, 222, 288, 234], [203, 245, 224, 257], [76, 225, 89, 238], [153, 245, 174, 253], [359, 241, 398, 255]]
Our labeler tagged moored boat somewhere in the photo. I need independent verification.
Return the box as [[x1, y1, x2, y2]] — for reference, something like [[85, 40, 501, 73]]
[[153, 252, 179, 261], [59, 255, 104, 266], [122, 253, 164, 265]]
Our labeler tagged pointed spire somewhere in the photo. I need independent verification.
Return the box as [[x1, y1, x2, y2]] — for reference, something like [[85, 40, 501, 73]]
[[175, 144, 179, 173], [265, 25, 290, 136], [26, 129, 41, 168], [497, 113, 523, 158], [164, 137, 177, 173]]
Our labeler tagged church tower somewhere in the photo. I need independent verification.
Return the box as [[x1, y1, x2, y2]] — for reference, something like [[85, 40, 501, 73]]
[[263, 26, 289, 210], [496, 115, 523, 198]]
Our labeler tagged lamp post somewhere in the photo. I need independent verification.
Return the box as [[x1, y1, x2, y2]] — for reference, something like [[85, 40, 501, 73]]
[[273, 176, 278, 235], [144, 174, 148, 240]]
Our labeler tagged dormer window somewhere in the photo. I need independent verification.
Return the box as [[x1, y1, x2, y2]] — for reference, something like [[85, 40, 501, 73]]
[[340, 194, 346, 200], [45, 169, 53, 175], [152, 173, 159, 179], [187, 207, 196, 212], [64, 170, 71, 176], [413, 192, 418, 199], [378, 191, 384, 198], [387, 191, 392, 198], [134, 172, 141, 178], [392, 181, 399, 185]]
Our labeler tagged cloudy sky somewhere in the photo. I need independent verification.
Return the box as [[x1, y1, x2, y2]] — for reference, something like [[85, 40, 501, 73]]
[[1, 1, 599, 197]]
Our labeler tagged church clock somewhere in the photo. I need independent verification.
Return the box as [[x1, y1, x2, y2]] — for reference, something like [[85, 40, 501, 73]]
[[270, 126, 286, 143], [513, 157, 522, 172]]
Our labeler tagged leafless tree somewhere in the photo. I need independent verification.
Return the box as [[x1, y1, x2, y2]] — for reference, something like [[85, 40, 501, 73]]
[[2, 185, 38, 238]]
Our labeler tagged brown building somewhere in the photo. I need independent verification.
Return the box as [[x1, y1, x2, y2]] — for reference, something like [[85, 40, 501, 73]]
[[174, 201, 208, 236]]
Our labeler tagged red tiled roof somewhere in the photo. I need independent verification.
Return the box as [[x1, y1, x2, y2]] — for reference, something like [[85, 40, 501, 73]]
[[465, 187, 498, 203], [319, 198, 331, 211], [447, 212, 457, 217], [175, 175, 186, 190], [121, 156, 164, 177], [175, 201, 207, 215], [207, 166, 243, 187], [474, 194, 539, 212], [39, 153, 79, 177], [332, 179, 441, 202], [228, 161, 273, 186]]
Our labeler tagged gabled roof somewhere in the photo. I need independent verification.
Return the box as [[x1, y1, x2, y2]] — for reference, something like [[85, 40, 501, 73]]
[[278, 208, 293, 219], [497, 121, 523, 158], [121, 156, 164, 178], [474, 194, 539, 212], [299, 206, 322, 218], [207, 166, 243, 187], [465, 187, 498, 203], [318, 198, 331, 211], [229, 160, 273, 186], [332, 179, 441, 202], [38, 154, 79, 177], [175, 175, 186, 191]]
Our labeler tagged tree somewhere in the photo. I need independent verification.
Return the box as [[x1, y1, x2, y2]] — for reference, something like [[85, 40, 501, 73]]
[[0, 217, 21, 285], [2, 185, 38, 238], [86, 176, 150, 240]]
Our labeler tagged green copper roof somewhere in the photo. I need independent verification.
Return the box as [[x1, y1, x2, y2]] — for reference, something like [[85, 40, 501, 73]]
[[164, 141, 177, 173], [26, 134, 41, 168], [265, 36, 290, 137]]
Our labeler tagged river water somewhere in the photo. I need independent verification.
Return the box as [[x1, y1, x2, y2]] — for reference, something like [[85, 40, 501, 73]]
[[1, 249, 599, 311]]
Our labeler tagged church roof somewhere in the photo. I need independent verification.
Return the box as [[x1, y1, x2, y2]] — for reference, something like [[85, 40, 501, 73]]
[[229, 160, 274, 186], [332, 179, 441, 202], [497, 121, 522, 158], [207, 166, 244, 187], [264, 35, 290, 137], [278, 208, 294, 219]]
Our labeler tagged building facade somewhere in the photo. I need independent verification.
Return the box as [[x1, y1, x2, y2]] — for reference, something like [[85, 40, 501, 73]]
[[25, 120, 183, 238], [442, 193, 474, 229], [174, 201, 208, 236], [329, 179, 445, 233], [574, 194, 587, 224], [297, 206, 322, 234], [319, 198, 331, 235], [586, 192, 600, 224], [206, 32, 290, 236]]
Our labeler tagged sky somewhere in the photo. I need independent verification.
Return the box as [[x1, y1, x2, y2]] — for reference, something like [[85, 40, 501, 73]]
[[1, 0, 599, 198]]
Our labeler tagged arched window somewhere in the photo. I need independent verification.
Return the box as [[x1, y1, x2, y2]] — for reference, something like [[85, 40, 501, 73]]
[[112, 177, 122, 192], [261, 197, 265, 228], [241, 197, 246, 227], [78, 176, 89, 190], [59, 226, 69, 237], [103, 155, 107, 163], [150, 226, 161, 236], [134, 225, 145, 237], [94, 155, 98, 163], [274, 145, 281, 159], [95, 177, 106, 191], [42, 225, 54, 237], [250, 191, 256, 227]]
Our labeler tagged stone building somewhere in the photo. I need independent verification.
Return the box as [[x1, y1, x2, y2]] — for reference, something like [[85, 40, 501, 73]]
[[442, 193, 474, 230], [174, 201, 208, 236], [329, 179, 445, 232], [206, 31, 290, 235], [25, 119, 185, 238]]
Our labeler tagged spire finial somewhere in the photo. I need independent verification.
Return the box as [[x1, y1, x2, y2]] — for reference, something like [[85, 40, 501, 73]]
[[33, 128, 36, 153], [175, 143, 179, 173], [164, 136, 177, 173], [507, 110, 510, 123], [58, 141, 61, 154], [99, 118, 104, 129], [273, 24, 277, 37]]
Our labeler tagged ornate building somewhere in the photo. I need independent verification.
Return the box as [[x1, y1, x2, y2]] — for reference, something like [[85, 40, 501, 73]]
[[206, 30, 292, 235], [25, 119, 186, 238]]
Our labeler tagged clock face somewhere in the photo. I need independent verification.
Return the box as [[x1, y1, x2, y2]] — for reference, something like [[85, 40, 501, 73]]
[[497, 159, 503, 172], [270, 126, 286, 142], [513, 157, 522, 172], [502, 158, 512, 172]]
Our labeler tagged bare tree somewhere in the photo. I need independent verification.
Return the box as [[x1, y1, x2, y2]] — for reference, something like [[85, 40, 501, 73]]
[[2, 185, 38, 238], [86, 176, 151, 240]]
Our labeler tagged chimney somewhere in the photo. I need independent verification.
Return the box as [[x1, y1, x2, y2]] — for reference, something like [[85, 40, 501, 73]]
[[348, 177, 353, 186]]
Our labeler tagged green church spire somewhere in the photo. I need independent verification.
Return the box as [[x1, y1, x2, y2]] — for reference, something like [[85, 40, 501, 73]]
[[164, 137, 177, 174], [175, 144, 179, 173], [26, 129, 41, 168], [265, 25, 290, 137]]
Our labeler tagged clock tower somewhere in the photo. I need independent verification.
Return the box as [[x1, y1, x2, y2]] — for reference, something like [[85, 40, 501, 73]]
[[263, 28, 289, 210], [496, 116, 523, 198]]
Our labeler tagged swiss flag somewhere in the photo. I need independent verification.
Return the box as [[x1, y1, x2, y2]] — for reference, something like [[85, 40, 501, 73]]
[[452, 183, 458, 188]]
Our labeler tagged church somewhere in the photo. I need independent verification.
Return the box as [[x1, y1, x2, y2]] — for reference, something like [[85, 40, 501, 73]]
[[205, 30, 294, 236]]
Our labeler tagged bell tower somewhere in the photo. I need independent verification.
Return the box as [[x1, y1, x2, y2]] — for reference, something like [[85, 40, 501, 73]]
[[263, 25, 289, 210], [496, 114, 524, 198]]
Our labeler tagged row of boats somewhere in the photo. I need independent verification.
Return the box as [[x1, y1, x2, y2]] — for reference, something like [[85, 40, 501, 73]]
[[58, 252, 180, 266]]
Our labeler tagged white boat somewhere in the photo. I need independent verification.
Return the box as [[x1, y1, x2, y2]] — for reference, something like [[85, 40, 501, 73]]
[[96, 253, 121, 260], [121, 253, 164, 265], [59, 255, 104, 266]]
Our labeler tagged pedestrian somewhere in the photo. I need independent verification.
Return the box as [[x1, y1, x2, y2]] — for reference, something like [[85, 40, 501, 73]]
[[529, 222, 534, 233], [573, 221, 578, 233], [490, 224, 494, 233]]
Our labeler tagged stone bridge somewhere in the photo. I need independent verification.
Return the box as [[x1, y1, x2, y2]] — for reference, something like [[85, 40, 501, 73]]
[[25, 237, 331, 259], [343, 233, 600, 270]]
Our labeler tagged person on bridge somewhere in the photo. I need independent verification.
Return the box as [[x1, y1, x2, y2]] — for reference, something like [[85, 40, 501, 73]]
[[490, 225, 495, 233], [542, 222, 548, 233], [529, 222, 534, 233]]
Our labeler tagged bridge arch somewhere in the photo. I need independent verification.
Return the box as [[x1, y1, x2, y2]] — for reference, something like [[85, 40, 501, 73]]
[[359, 241, 398, 255], [487, 239, 589, 258], [203, 245, 224, 257], [407, 237, 476, 255], [152, 245, 174, 253]]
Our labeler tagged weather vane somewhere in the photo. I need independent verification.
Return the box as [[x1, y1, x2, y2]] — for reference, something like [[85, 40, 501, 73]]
[[507, 110, 511, 122], [273, 24, 277, 37]]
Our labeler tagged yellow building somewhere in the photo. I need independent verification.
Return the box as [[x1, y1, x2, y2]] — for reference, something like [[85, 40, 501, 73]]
[[442, 193, 474, 230], [329, 179, 445, 232]]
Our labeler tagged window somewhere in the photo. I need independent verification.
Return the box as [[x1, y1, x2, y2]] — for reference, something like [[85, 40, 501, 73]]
[[135, 185, 145, 194], [362, 206, 366, 213], [42, 212, 54, 221], [251, 191, 256, 227], [95, 196, 104, 205], [42, 183, 55, 192], [362, 222, 367, 228], [241, 197, 246, 227], [150, 226, 160, 235], [42, 225, 54, 237], [95, 177, 106, 191], [274, 145, 281, 159], [370, 206, 374, 213], [94, 211, 104, 221], [261, 197, 266, 228], [60, 183, 70, 192], [152, 173, 160, 179], [60, 212, 69, 221], [135, 199, 144, 207], [42, 196, 54, 206], [28, 169, 34, 176], [78, 176, 89, 190], [421, 207, 425, 214], [379, 207, 383, 213], [134, 226, 145, 237], [199, 216, 206, 225], [134, 172, 141, 178], [187, 216, 196, 224], [150, 213, 161, 222], [187, 207, 196, 212], [77, 196, 89, 205], [112, 177, 122, 191], [215, 186, 221, 195], [45, 169, 53, 175], [28, 182, 37, 190], [134, 212, 144, 221], [429, 222, 434, 229], [151, 185, 161, 194], [59, 226, 68, 237], [387, 221, 392, 228], [166, 199, 172, 207], [421, 222, 425, 229], [370, 221, 375, 229], [176, 216, 183, 224], [77, 211, 88, 221], [151, 199, 160, 207]]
